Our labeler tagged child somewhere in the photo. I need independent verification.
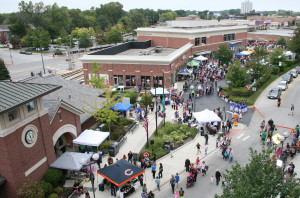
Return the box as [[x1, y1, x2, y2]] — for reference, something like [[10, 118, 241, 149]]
[[210, 176, 214, 184], [239, 112, 243, 122], [196, 157, 200, 165]]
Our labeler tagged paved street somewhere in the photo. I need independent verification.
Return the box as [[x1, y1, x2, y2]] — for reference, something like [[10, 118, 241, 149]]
[[0, 48, 83, 80]]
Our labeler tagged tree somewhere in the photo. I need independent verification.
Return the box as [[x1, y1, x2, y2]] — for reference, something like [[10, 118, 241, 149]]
[[288, 24, 300, 56], [128, 9, 147, 29], [107, 27, 122, 44], [175, 10, 187, 17], [270, 48, 287, 66], [226, 60, 250, 88], [0, 59, 11, 80], [84, 90, 120, 140], [57, 28, 69, 46], [159, 12, 177, 22], [88, 62, 106, 89], [118, 16, 133, 33], [22, 29, 50, 48], [96, 2, 125, 25], [39, 30, 51, 48], [141, 93, 153, 107], [248, 57, 268, 80], [17, 179, 44, 198], [216, 44, 233, 64], [79, 32, 92, 49], [96, 15, 109, 31], [8, 20, 27, 37], [277, 37, 287, 46], [215, 148, 300, 198], [253, 46, 268, 59]]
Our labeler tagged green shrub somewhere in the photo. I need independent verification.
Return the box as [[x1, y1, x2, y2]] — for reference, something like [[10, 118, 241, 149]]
[[102, 123, 109, 132], [48, 193, 59, 198], [141, 93, 153, 107], [43, 169, 64, 187], [17, 179, 44, 198], [285, 60, 294, 67], [37, 181, 53, 196], [270, 67, 280, 75], [125, 92, 138, 104], [98, 141, 111, 153], [279, 63, 286, 72], [118, 119, 133, 126], [54, 187, 63, 195], [231, 87, 252, 97]]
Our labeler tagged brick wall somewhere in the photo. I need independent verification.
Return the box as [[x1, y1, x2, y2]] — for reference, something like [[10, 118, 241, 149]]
[[138, 35, 190, 48]]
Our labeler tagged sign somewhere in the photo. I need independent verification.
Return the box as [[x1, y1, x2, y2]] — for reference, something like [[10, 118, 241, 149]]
[[143, 152, 150, 159], [279, 62, 282, 67], [252, 87, 256, 92], [272, 133, 281, 145]]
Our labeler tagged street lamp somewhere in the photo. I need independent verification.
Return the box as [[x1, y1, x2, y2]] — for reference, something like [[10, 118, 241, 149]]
[[279, 132, 289, 149], [144, 80, 149, 147], [80, 153, 99, 198], [32, 36, 45, 74]]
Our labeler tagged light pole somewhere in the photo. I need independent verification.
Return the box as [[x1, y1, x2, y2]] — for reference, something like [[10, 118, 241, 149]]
[[279, 132, 289, 149], [80, 153, 99, 198], [162, 69, 165, 126], [144, 80, 149, 147], [155, 87, 158, 136], [32, 36, 45, 74]]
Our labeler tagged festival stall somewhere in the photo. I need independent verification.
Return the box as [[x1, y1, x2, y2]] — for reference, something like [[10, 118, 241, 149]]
[[73, 130, 109, 147], [50, 152, 93, 171], [187, 60, 200, 67], [194, 109, 221, 135], [193, 55, 208, 62], [97, 159, 145, 198], [110, 103, 133, 117], [149, 88, 169, 96]]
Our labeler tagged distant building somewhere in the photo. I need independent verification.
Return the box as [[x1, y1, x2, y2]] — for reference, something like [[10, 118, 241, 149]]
[[247, 16, 297, 26], [175, 15, 200, 21], [166, 20, 218, 28], [0, 24, 10, 44], [241, 0, 253, 14], [247, 29, 294, 42]]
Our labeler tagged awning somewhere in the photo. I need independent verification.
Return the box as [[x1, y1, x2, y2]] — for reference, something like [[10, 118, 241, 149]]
[[73, 130, 109, 146], [97, 159, 145, 187], [235, 53, 243, 56], [194, 50, 211, 56], [50, 152, 93, 171], [231, 45, 238, 48], [111, 103, 132, 112], [178, 68, 192, 75], [194, 109, 221, 123], [228, 41, 243, 45], [193, 55, 208, 61], [240, 51, 251, 55], [187, 60, 200, 67], [150, 88, 169, 96]]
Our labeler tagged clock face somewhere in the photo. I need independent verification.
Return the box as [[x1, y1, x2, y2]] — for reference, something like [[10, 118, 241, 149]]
[[25, 130, 35, 144]]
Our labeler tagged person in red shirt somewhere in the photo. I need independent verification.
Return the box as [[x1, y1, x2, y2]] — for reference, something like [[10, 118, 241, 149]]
[[196, 157, 200, 165]]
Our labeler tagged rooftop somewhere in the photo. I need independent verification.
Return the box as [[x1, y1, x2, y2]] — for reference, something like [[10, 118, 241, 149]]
[[117, 47, 177, 56], [0, 81, 61, 114], [22, 75, 105, 123], [248, 29, 294, 37]]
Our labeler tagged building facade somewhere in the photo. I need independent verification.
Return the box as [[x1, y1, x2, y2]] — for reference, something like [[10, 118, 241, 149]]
[[0, 25, 10, 44], [241, 0, 253, 14], [0, 81, 83, 198]]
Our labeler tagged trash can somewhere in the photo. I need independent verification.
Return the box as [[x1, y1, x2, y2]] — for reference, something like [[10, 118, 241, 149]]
[[109, 142, 119, 157], [133, 153, 139, 163], [164, 140, 170, 145]]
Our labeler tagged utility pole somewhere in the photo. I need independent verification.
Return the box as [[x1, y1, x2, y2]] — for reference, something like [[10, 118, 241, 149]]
[[145, 81, 149, 147], [155, 87, 158, 136], [162, 69, 165, 126]]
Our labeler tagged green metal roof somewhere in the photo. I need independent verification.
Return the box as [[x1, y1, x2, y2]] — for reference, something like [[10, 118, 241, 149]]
[[0, 81, 61, 114]]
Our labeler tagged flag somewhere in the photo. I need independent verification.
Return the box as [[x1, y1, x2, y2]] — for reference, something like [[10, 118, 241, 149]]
[[143, 116, 148, 132]]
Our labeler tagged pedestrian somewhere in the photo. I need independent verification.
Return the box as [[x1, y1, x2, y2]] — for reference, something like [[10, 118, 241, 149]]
[[201, 161, 207, 176], [204, 133, 209, 145], [196, 157, 200, 165], [210, 176, 214, 184], [170, 143, 174, 158], [277, 98, 281, 107], [260, 120, 265, 132], [158, 163, 163, 179], [204, 144, 209, 155], [170, 175, 176, 193], [142, 183, 147, 194], [151, 163, 157, 179], [215, 169, 222, 185], [175, 173, 180, 188], [141, 191, 148, 198], [175, 189, 179, 198], [110, 182, 116, 196], [150, 103, 154, 113], [148, 191, 155, 198], [128, 151, 133, 164], [196, 142, 201, 154], [155, 177, 160, 191], [185, 158, 191, 172], [229, 148, 233, 163], [179, 187, 184, 198], [289, 104, 294, 116], [261, 131, 267, 143]]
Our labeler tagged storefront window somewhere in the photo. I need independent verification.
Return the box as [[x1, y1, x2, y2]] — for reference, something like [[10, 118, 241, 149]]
[[195, 37, 200, 46], [153, 76, 163, 88], [113, 75, 124, 86], [126, 75, 136, 87], [141, 76, 151, 88]]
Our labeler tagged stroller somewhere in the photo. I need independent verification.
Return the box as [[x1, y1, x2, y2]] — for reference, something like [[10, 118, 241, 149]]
[[186, 176, 194, 188]]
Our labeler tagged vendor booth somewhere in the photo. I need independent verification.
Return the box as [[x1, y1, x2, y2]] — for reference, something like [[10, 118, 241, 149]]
[[97, 159, 145, 197], [111, 103, 133, 112], [240, 51, 251, 56], [193, 55, 208, 62], [150, 88, 169, 96], [187, 60, 200, 67], [73, 130, 109, 147], [194, 109, 221, 135], [50, 152, 93, 171]]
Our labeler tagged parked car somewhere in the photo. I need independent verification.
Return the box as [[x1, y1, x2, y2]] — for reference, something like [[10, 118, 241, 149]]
[[290, 70, 298, 78], [277, 81, 288, 91], [24, 51, 32, 55], [19, 50, 26, 54], [295, 66, 300, 73], [268, 88, 281, 99], [112, 86, 125, 92], [282, 74, 293, 84]]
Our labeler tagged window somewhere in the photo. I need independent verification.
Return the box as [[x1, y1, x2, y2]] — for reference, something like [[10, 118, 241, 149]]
[[224, 34, 227, 41], [202, 37, 207, 45], [141, 76, 151, 88], [27, 101, 35, 112], [58, 110, 62, 121], [195, 37, 200, 46], [232, 33, 235, 40], [125, 75, 136, 87], [113, 75, 124, 86], [8, 109, 18, 121], [153, 76, 163, 88]]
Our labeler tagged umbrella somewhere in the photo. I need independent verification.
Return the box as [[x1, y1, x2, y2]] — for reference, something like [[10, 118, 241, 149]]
[[97, 159, 145, 187], [187, 60, 200, 67]]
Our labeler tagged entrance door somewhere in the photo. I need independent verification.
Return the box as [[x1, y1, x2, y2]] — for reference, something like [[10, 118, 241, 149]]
[[114, 77, 118, 86]]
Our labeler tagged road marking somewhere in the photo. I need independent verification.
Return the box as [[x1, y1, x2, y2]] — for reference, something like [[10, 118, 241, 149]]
[[236, 134, 244, 139], [242, 135, 250, 141], [281, 76, 300, 104]]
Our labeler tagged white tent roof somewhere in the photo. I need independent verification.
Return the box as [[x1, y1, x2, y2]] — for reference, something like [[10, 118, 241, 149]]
[[194, 55, 208, 61], [73, 130, 109, 146], [284, 51, 294, 56], [240, 51, 250, 55], [50, 152, 93, 171], [194, 109, 221, 123], [150, 88, 170, 95]]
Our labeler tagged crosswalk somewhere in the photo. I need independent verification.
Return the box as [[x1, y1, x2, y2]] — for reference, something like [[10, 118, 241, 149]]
[[236, 133, 251, 141]]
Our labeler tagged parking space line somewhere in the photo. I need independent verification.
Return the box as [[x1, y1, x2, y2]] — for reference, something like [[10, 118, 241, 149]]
[[242, 135, 250, 141], [236, 134, 244, 139]]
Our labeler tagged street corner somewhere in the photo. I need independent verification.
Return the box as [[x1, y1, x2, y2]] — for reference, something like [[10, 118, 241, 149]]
[[229, 123, 247, 138]]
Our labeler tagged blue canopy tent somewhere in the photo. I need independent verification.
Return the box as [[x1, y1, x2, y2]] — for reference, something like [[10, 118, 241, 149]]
[[235, 53, 243, 56], [178, 68, 192, 75], [111, 103, 132, 112], [231, 45, 237, 48]]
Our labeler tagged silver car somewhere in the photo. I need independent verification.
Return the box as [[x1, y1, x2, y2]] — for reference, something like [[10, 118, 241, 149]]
[[278, 81, 288, 91], [290, 70, 298, 78]]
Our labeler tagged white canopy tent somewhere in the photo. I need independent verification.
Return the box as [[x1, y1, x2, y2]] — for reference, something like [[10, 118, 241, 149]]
[[240, 51, 251, 55], [73, 130, 109, 146], [150, 88, 170, 95], [50, 152, 93, 171], [194, 55, 208, 61], [194, 109, 221, 123]]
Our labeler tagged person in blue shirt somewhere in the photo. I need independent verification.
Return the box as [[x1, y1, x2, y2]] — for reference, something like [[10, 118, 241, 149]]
[[175, 173, 180, 188], [152, 163, 157, 179]]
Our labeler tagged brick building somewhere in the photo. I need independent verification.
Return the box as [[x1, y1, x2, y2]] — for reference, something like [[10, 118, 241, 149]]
[[80, 26, 248, 88], [0, 81, 84, 198], [0, 25, 10, 44]]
